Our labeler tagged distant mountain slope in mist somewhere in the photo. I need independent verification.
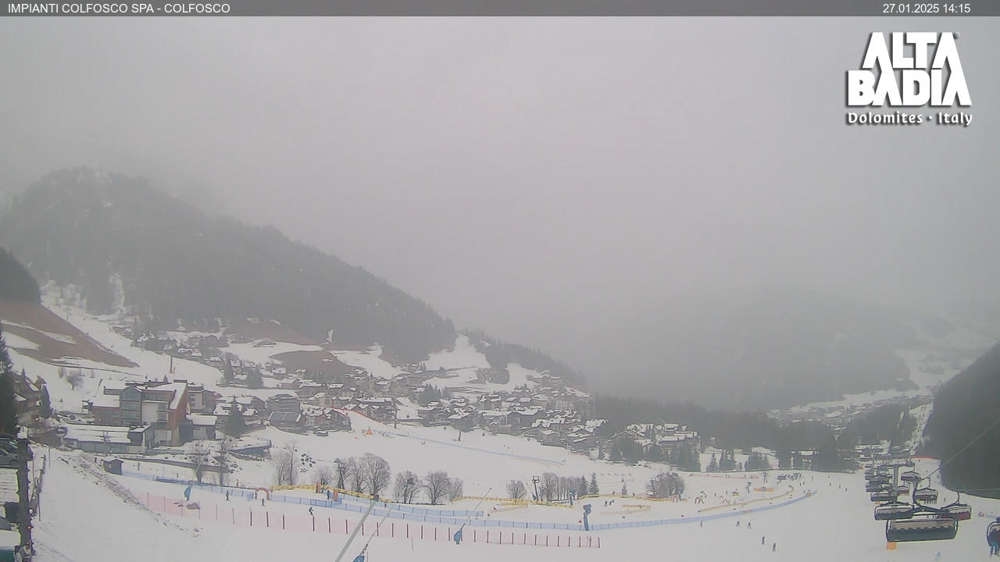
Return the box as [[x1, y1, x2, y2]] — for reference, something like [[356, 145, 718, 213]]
[[921, 341, 1000, 498], [0, 247, 40, 303], [594, 290, 918, 411], [0, 168, 458, 363]]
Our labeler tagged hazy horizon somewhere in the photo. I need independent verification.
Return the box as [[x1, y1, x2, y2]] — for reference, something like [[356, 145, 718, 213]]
[[3, 18, 999, 394]]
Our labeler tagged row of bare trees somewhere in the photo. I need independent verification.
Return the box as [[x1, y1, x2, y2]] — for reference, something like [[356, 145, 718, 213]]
[[276, 449, 463, 505], [506, 473, 601, 502], [392, 470, 463, 505], [535, 473, 590, 502]]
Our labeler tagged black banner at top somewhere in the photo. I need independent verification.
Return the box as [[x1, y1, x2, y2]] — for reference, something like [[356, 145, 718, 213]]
[[2, 0, 996, 17]]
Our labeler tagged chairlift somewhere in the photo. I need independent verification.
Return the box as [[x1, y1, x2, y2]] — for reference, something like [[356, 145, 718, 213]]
[[914, 487, 939, 503], [871, 490, 896, 502], [940, 491, 972, 521], [894, 485, 910, 495], [885, 515, 958, 542], [900, 471, 920, 483], [874, 502, 915, 521], [941, 503, 972, 521]]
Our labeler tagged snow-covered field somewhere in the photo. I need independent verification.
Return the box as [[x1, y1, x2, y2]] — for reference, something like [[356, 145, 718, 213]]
[[33, 447, 1000, 562], [423, 335, 542, 393], [333, 344, 403, 380]]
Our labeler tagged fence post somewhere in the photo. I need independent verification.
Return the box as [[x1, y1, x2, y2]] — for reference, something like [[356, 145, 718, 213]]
[[232, 508, 235, 525], [282, 514, 286, 530], [328, 517, 331, 533], [267, 512, 270, 528], [163, 496, 167, 512], [420, 526, 423, 540], [250, 510, 253, 527]]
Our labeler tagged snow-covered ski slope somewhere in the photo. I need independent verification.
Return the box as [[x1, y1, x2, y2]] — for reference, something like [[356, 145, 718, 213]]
[[34, 448, 1000, 562]]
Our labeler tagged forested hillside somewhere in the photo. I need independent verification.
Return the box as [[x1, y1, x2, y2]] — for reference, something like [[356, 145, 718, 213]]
[[0, 247, 40, 303], [922, 341, 1000, 498], [0, 168, 455, 363]]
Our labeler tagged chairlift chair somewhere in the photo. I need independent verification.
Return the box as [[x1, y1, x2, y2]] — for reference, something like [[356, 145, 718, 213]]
[[914, 487, 939, 504], [885, 515, 958, 542], [874, 502, 915, 521], [940, 491, 972, 521], [871, 490, 896, 502], [941, 503, 972, 521]]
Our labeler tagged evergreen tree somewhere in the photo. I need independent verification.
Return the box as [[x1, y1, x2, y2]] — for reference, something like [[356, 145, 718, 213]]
[[707, 453, 719, 472], [222, 356, 234, 383], [589, 473, 599, 496], [245, 368, 263, 389], [0, 327, 19, 435], [39, 385, 52, 418], [224, 399, 247, 437], [813, 434, 843, 472]]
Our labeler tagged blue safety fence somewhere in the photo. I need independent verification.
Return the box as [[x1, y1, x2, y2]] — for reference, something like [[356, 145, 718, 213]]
[[117, 468, 813, 532], [121, 470, 342, 506]]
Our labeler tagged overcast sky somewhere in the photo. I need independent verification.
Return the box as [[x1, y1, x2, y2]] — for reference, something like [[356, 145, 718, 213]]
[[1, 18, 998, 382]]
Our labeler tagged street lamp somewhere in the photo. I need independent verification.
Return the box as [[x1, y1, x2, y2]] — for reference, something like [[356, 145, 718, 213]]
[[531, 475, 540, 502]]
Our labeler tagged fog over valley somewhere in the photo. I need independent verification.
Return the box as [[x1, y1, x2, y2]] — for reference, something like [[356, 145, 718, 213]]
[[3, 18, 1000, 410]]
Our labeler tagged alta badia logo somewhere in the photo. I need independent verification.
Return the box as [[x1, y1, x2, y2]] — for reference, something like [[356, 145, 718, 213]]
[[846, 32, 972, 127]]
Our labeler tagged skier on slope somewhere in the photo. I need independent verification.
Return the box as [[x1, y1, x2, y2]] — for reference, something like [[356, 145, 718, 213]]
[[987, 518, 1000, 556]]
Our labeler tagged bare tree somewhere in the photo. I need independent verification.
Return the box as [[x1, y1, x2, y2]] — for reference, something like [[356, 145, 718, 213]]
[[188, 442, 209, 484], [273, 443, 298, 486], [394, 471, 420, 504], [344, 457, 365, 493], [425, 471, 452, 505], [314, 464, 335, 487], [359, 453, 391, 497], [507, 480, 527, 500], [541, 472, 559, 502], [448, 477, 463, 502], [215, 439, 231, 486]]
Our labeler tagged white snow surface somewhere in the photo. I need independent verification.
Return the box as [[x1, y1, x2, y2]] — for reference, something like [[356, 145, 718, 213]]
[[34, 447, 1000, 562], [332, 344, 402, 379]]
